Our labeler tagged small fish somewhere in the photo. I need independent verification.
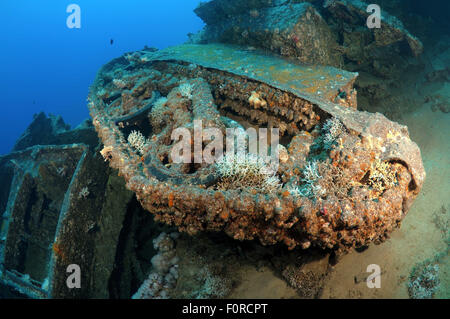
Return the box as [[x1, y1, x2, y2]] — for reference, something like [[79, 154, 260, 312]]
[[110, 38, 114, 45]]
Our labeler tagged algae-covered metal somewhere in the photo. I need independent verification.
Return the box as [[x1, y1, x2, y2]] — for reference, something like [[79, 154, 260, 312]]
[[89, 43, 425, 251], [140, 44, 358, 106]]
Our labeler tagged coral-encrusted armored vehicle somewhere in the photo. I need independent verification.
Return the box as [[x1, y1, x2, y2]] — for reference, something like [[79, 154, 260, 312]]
[[88, 43, 425, 251]]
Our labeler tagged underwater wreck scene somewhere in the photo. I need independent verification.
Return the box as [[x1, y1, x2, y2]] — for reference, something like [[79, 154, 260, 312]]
[[0, 0, 448, 306]]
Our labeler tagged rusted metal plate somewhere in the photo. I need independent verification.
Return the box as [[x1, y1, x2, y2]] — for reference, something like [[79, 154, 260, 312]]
[[141, 43, 358, 105]]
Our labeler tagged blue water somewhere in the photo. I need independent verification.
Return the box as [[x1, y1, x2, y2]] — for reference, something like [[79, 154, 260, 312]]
[[0, 0, 204, 155]]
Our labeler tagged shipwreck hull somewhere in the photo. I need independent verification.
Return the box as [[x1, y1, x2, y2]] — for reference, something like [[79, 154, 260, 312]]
[[88, 43, 425, 251]]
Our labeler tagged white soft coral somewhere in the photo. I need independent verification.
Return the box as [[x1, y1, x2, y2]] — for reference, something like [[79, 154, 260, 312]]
[[215, 153, 281, 193], [128, 130, 147, 155], [322, 117, 344, 148], [290, 160, 326, 199], [179, 83, 193, 99]]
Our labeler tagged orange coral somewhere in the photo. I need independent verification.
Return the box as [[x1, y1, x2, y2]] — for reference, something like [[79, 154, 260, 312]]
[[52, 242, 66, 261], [168, 193, 174, 208]]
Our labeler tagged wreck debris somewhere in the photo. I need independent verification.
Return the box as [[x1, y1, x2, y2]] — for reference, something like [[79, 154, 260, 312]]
[[192, 0, 423, 65], [0, 143, 93, 298], [324, 0, 423, 57], [0, 114, 135, 299], [191, 0, 426, 119], [194, 1, 343, 66]]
